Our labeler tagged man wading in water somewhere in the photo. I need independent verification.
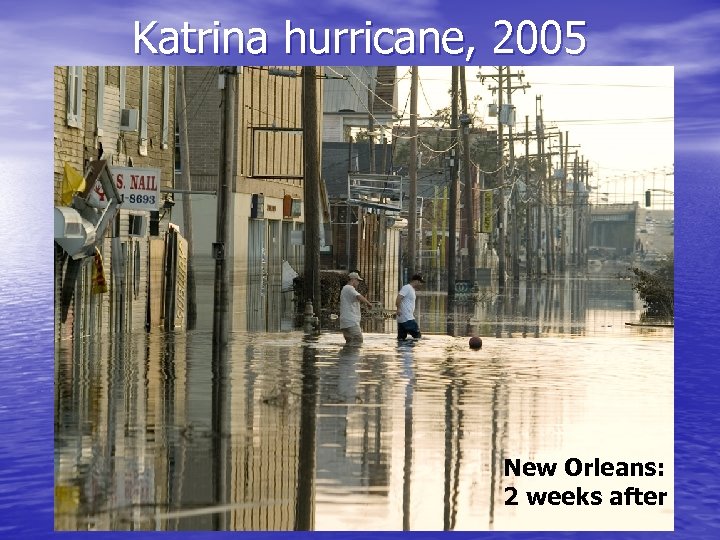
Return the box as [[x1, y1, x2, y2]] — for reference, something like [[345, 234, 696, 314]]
[[339, 272, 373, 345], [396, 274, 424, 340]]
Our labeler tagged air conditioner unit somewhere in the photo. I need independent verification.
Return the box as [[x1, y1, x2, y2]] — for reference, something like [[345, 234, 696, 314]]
[[120, 108, 139, 132], [54, 206, 97, 259], [251, 193, 265, 219], [283, 195, 302, 218]]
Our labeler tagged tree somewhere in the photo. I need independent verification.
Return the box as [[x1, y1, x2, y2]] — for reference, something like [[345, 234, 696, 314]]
[[630, 253, 674, 318]]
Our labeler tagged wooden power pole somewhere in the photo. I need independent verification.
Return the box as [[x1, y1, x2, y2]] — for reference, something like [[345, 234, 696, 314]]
[[535, 98, 544, 278], [525, 115, 532, 280], [497, 67, 506, 290], [460, 66, 475, 281], [480, 67, 530, 287], [447, 66, 459, 332], [213, 66, 237, 348], [408, 67, 418, 277], [302, 67, 321, 314]]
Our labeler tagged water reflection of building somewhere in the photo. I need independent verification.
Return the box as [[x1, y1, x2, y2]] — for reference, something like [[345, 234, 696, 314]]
[[313, 346, 394, 528], [305, 340, 568, 531], [165, 338, 305, 530], [415, 277, 640, 337], [56, 319, 670, 531], [55, 332, 189, 530], [56, 333, 312, 531]]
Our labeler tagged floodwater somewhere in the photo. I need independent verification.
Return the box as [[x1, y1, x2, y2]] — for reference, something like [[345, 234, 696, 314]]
[[54, 277, 673, 531]]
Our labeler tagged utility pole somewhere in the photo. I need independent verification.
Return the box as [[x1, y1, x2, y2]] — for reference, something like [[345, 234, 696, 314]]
[[552, 133, 574, 271], [583, 158, 590, 267], [479, 67, 530, 289], [346, 135, 353, 270], [567, 140, 580, 263], [535, 97, 544, 278], [447, 66, 459, 332], [302, 67, 322, 316], [506, 71, 520, 284], [573, 156, 588, 267], [408, 66, 418, 276], [524, 115, 532, 280], [572, 153, 579, 266], [367, 86, 375, 173], [497, 67, 505, 291], [559, 131, 566, 272], [211, 68, 236, 528], [460, 66, 475, 282], [545, 132, 555, 274], [177, 66, 197, 329], [560, 133, 581, 271], [213, 66, 236, 349], [488, 67, 505, 290]]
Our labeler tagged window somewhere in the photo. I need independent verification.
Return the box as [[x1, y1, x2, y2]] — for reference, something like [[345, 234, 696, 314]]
[[66, 66, 83, 128], [128, 213, 147, 237]]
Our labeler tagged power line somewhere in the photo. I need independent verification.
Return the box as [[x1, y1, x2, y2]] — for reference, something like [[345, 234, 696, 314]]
[[413, 76, 671, 89], [546, 117, 672, 125]]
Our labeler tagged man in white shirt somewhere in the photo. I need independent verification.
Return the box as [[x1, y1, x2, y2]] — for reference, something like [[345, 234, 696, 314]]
[[339, 272, 373, 345], [396, 274, 424, 340]]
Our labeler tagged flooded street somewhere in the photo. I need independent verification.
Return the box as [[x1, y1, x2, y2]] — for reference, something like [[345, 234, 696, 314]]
[[54, 277, 673, 531]]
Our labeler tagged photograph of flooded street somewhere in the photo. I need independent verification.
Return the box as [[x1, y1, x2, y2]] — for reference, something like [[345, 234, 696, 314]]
[[54, 65, 673, 531]]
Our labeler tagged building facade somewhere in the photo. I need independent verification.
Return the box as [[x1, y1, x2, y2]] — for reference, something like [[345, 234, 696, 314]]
[[320, 67, 403, 314], [54, 66, 178, 342], [177, 66, 312, 331]]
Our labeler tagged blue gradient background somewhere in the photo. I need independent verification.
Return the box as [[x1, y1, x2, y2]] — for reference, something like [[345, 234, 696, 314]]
[[0, 0, 717, 538]]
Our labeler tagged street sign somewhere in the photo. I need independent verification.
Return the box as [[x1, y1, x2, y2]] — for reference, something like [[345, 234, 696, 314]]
[[89, 166, 162, 211]]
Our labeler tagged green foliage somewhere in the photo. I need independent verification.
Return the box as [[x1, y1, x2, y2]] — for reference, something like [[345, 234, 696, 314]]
[[393, 126, 497, 173], [630, 253, 674, 318]]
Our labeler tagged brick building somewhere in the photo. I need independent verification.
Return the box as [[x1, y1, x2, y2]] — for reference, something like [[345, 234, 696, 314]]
[[54, 66, 177, 341]]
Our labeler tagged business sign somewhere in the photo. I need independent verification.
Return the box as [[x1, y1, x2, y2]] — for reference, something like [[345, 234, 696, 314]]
[[481, 191, 493, 233], [89, 167, 161, 211]]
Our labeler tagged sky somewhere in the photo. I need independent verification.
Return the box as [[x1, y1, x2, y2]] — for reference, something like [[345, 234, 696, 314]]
[[394, 66, 674, 202]]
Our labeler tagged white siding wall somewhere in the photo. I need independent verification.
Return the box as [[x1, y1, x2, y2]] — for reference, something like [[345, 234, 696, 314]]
[[322, 115, 344, 143]]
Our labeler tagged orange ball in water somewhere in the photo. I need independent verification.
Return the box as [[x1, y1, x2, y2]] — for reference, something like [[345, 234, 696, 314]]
[[469, 336, 483, 350]]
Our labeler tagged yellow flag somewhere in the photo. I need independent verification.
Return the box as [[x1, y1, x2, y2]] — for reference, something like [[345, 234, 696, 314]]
[[91, 247, 109, 294], [61, 162, 86, 205]]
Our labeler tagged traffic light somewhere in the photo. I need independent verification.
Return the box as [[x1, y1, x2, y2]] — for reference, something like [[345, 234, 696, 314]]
[[645, 190, 651, 207]]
